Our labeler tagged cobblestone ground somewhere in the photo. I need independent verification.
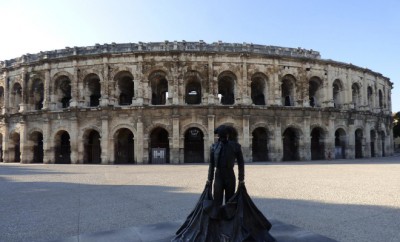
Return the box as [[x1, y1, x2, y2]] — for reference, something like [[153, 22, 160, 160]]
[[1, 156, 400, 242]]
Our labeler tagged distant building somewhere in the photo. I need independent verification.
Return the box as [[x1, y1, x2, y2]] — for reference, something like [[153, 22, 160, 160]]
[[0, 41, 393, 164]]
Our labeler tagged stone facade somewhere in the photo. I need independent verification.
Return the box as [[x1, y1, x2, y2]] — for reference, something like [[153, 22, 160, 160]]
[[0, 41, 394, 164]]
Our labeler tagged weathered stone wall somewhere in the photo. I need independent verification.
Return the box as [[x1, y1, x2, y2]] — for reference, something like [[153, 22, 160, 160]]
[[0, 42, 393, 164]]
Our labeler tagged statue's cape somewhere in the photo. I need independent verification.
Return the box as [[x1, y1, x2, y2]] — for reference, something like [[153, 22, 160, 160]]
[[172, 184, 275, 242]]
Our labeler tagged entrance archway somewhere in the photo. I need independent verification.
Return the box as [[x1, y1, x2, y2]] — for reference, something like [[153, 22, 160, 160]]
[[311, 127, 325, 160], [55, 131, 71, 164], [11, 132, 20, 162], [114, 128, 134, 164], [150, 127, 169, 164], [84, 130, 101, 164], [184, 128, 204, 163], [335, 129, 346, 159], [31, 132, 43, 163], [282, 128, 300, 161], [252, 127, 269, 161], [355, 129, 363, 158]]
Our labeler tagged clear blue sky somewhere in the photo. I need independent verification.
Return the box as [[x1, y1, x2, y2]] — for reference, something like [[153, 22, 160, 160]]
[[1, 0, 399, 111]]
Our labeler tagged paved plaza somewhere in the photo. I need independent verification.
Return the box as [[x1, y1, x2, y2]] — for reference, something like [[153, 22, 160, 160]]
[[1, 157, 400, 242]]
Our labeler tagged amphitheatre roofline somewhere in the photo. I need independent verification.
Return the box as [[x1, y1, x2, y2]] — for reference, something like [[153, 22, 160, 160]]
[[0, 41, 320, 67]]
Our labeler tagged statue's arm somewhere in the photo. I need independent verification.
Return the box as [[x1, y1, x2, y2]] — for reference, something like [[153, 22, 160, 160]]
[[236, 144, 245, 182], [207, 144, 215, 182]]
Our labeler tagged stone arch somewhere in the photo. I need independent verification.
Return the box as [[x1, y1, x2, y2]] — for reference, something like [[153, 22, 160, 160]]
[[251, 72, 268, 105], [9, 131, 21, 162], [309, 76, 323, 107], [182, 123, 208, 138], [335, 128, 347, 159], [333, 79, 344, 108], [310, 126, 326, 160], [144, 122, 172, 138], [29, 78, 44, 110], [111, 124, 137, 138], [28, 130, 44, 163], [114, 128, 135, 164], [54, 74, 72, 108], [282, 126, 301, 161], [184, 71, 203, 105], [355, 128, 364, 158], [281, 74, 296, 106], [114, 70, 134, 106], [149, 126, 170, 164], [54, 130, 71, 164], [83, 73, 101, 107], [250, 123, 274, 138], [11, 82, 22, 110], [217, 71, 236, 105], [149, 70, 168, 105], [82, 128, 101, 164], [352, 82, 362, 108]]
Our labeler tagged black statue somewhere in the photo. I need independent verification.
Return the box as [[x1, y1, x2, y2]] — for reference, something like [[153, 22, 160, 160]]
[[172, 125, 275, 242]]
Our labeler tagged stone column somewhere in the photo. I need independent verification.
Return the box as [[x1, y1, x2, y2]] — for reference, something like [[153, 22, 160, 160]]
[[2, 121, 9, 162], [273, 118, 283, 161], [136, 116, 144, 163], [100, 58, 109, 106], [19, 120, 28, 163], [302, 115, 311, 160], [171, 115, 180, 163], [364, 123, 371, 158], [3, 71, 9, 114], [272, 60, 281, 105], [347, 124, 355, 159], [208, 56, 217, 105], [347, 69, 353, 109], [43, 66, 51, 110], [42, 117, 52, 163], [19, 70, 27, 112], [100, 114, 109, 164], [70, 117, 79, 164], [326, 115, 335, 159], [242, 115, 250, 162]]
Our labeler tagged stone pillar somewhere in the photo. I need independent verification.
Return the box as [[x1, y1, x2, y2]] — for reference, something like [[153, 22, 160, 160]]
[[273, 118, 283, 161], [101, 115, 109, 164], [346, 69, 353, 109], [171, 115, 180, 163], [43, 67, 51, 109], [242, 115, 250, 162], [326, 115, 335, 159], [207, 114, 215, 157], [42, 117, 52, 163], [19, 70, 27, 112], [70, 117, 79, 164], [302, 115, 311, 160], [272, 61, 281, 105], [100, 59, 109, 106], [365, 123, 371, 158], [2, 121, 9, 162], [347, 124, 355, 159], [208, 56, 217, 105], [19, 120, 28, 163], [136, 116, 144, 164]]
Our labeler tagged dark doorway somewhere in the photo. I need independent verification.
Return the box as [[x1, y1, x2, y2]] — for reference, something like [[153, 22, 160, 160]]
[[117, 74, 134, 105], [282, 128, 299, 161], [335, 129, 346, 159], [85, 130, 101, 164], [32, 132, 44, 163], [355, 129, 363, 159], [12, 133, 20, 163], [251, 77, 266, 105], [185, 81, 202, 105], [311, 128, 325, 160], [218, 75, 235, 105], [55, 131, 71, 164], [184, 128, 204, 163], [115, 128, 134, 164], [150, 127, 169, 163], [252, 128, 268, 161], [151, 77, 168, 105]]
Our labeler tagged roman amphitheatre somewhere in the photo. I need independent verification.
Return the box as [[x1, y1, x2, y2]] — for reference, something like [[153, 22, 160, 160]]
[[0, 41, 393, 164]]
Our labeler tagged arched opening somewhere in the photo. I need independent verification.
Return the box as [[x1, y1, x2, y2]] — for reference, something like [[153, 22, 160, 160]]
[[251, 74, 267, 105], [55, 131, 71, 164], [30, 132, 43, 163], [282, 128, 299, 161], [380, 131, 385, 157], [311, 127, 325, 160], [218, 73, 235, 105], [252, 127, 269, 161], [150, 72, 168, 105], [309, 77, 322, 107], [84, 74, 101, 107], [30, 79, 44, 110], [116, 72, 134, 106], [352, 83, 361, 108], [150, 127, 169, 164], [11, 132, 20, 162], [12, 83, 22, 111], [184, 128, 204, 163], [55, 76, 72, 109], [355, 129, 363, 159], [84, 130, 101, 164], [335, 128, 346, 159], [379, 90, 383, 108], [114, 128, 134, 164], [185, 80, 201, 105], [370, 130, 376, 157], [367, 86, 373, 107], [281, 75, 295, 106], [333, 79, 343, 108]]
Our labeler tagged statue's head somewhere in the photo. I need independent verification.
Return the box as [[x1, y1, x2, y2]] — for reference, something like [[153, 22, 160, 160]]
[[214, 125, 228, 141]]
